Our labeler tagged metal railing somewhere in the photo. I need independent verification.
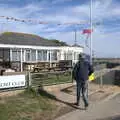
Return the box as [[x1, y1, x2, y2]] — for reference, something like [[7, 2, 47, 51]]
[[0, 66, 120, 92], [93, 66, 120, 87], [29, 70, 73, 87]]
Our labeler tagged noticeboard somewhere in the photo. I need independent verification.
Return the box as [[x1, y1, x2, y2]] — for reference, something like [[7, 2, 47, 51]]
[[0, 75, 26, 89]]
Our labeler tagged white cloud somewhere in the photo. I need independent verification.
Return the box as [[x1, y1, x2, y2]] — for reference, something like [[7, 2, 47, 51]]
[[0, 0, 119, 27], [0, 4, 44, 18], [91, 26, 120, 57], [111, 8, 120, 16], [0, 0, 16, 1], [71, 4, 90, 18], [92, 0, 120, 20], [0, 0, 120, 57], [51, 0, 73, 4]]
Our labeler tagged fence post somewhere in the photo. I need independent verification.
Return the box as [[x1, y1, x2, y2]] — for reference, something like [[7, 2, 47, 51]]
[[71, 69, 73, 83], [28, 72, 32, 87], [100, 71, 103, 88], [25, 71, 28, 88], [56, 72, 59, 84]]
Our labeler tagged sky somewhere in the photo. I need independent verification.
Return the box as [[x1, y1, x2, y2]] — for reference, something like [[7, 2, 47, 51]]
[[0, 0, 120, 57]]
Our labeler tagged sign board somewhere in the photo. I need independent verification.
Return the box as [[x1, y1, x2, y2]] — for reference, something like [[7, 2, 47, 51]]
[[0, 75, 26, 89]]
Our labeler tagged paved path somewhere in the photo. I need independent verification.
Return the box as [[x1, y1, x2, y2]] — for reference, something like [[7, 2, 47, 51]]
[[56, 93, 120, 120]]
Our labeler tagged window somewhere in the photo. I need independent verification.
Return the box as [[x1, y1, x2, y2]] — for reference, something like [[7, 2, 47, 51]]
[[51, 51, 57, 61], [18, 51, 21, 61], [43, 50, 47, 61], [48, 52, 50, 61], [12, 49, 21, 61], [64, 52, 72, 60], [74, 52, 79, 60], [38, 50, 42, 61], [12, 49, 25, 62], [12, 50, 17, 61], [67, 52, 72, 60], [38, 50, 47, 61], [74, 52, 76, 60], [64, 52, 67, 60], [26, 50, 31, 61], [31, 50, 36, 61]]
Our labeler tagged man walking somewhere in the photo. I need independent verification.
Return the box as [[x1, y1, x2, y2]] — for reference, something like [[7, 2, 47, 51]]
[[72, 53, 93, 109]]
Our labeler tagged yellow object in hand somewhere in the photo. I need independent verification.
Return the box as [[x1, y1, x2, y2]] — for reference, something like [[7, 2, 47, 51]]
[[89, 73, 95, 81]]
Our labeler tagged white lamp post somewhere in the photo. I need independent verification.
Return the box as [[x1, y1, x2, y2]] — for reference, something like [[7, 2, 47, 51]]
[[90, 0, 93, 64]]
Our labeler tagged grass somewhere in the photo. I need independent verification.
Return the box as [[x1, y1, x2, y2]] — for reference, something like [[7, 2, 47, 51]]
[[0, 88, 57, 120]]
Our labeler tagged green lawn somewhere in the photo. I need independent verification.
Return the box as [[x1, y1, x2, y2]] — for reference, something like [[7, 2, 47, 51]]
[[0, 88, 57, 120]]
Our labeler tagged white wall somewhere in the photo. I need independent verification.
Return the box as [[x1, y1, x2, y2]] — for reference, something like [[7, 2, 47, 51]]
[[0, 44, 83, 63], [59, 46, 83, 64]]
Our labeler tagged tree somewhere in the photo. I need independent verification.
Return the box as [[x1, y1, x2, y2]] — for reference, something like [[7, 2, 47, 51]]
[[50, 39, 68, 46]]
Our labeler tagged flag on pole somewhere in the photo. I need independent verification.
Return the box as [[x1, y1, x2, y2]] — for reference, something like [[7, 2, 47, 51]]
[[82, 29, 93, 47], [85, 34, 90, 47], [82, 29, 93, 34]]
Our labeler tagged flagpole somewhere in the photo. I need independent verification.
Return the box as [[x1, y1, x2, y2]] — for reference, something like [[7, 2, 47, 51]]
[[74, 29, 77, 45], [90, 0, 93, 64]]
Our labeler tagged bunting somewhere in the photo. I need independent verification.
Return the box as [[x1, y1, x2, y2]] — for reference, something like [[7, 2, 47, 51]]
[[0, 16, 89, 25]]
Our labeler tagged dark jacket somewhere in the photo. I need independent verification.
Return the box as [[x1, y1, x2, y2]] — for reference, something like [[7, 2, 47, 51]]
[[72, 60, 93, 82]]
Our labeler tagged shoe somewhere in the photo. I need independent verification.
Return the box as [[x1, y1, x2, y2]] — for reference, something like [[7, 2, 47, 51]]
[[73, 102, 79, 106], [84, 104, 89, 110]]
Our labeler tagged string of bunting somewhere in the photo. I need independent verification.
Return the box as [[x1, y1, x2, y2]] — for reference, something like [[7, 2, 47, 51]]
[[0, 16, 90, 25]]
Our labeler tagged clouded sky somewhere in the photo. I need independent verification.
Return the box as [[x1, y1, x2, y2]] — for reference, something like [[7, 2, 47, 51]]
[[0, 0, 120, 57]]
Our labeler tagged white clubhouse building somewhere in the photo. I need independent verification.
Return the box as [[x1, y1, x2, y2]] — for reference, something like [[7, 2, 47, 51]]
[[0, 32, 83, 72]]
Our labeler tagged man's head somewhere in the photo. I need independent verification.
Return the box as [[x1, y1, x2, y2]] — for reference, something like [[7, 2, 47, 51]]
[[78, 53, 91, 62], [78, 53, 86, 61]]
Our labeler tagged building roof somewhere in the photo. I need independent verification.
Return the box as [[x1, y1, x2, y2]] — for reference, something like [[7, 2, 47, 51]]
[[72, 44, 84, 48], [0, 32, 64, 47]]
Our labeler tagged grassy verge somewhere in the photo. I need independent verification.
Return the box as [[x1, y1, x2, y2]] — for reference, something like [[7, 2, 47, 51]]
[[0, 88, 57, 120]]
